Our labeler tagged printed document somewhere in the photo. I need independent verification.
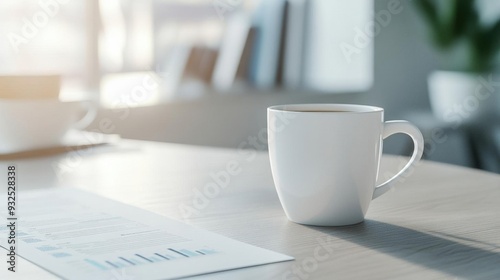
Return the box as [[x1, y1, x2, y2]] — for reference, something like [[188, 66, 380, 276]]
[[0, 188, 292, 279]]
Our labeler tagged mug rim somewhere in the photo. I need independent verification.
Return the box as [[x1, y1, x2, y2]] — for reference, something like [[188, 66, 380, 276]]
[[268, 103, 384, 114]]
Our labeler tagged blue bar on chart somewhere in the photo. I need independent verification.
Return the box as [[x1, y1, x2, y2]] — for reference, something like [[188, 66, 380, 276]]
[[119, 257, 136, 265], [129, 258, 144, 265], [85, 259, 108, 271], [168, 248, 190, 258], [155, 253, 174, 260], [135, 254, 154, 263], [180, 249, 198, 257], [105, 261, 119, 268], [199, 249, 216, 255]]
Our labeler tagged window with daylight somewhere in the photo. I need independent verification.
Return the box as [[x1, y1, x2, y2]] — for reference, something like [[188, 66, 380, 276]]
[[0, 0, 87, 100], [0, 0, 373, 106], [0, 0, 255, 106]]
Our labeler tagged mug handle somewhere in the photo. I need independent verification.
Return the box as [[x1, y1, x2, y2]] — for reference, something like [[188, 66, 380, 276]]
[[72, 101, 98, 130], [373, 121, 424, 199]]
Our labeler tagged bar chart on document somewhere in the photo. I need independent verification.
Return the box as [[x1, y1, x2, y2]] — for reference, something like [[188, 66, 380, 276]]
[[0, 189, 293, 280], [83, 246, 218, 271]]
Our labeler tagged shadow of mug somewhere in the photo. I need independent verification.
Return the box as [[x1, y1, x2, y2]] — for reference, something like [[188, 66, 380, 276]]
[[306, 220, 500, 278]]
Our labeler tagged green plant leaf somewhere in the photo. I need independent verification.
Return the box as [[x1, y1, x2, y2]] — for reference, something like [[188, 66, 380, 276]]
[[414, 0, 500, 72], [453, 0, 477, 38], [486, 19, 500, 53], [414, 0, 444, 48]]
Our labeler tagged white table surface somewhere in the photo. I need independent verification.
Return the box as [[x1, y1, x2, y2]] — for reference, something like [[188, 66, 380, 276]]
[[1, 139, 500, 280]]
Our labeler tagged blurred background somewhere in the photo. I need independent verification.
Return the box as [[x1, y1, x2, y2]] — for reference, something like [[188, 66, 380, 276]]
[[0, 0, 499, 172]]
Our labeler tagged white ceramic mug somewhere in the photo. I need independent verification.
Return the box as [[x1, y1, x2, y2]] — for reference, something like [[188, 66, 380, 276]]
[[267, 104, 424, 226], [0, 99, 97, 153]]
